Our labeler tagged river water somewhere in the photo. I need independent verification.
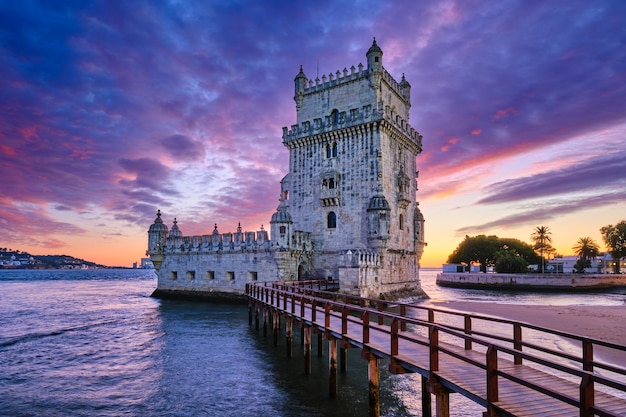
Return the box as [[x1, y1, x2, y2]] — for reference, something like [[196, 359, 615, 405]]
[[1, 268, 624, 416]]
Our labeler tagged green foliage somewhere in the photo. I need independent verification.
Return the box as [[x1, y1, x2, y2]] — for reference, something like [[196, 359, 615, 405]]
[[447, 235, 540, 272], [573, 258, 591, 274], [600, 221, 626, 273], [572, 237, 600, 263], [493, 248, 529, 273]]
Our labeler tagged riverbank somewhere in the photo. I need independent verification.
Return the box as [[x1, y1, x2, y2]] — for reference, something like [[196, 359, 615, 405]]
[[426, 300, 626, 366], [437, 272, 626, 290]]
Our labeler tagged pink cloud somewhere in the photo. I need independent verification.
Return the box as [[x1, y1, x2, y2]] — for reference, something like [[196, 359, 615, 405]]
[[493, 107, 520, 120]]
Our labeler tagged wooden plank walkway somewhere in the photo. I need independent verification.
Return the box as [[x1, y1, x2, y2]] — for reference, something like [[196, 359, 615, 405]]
[[246, 281, 626, 417]]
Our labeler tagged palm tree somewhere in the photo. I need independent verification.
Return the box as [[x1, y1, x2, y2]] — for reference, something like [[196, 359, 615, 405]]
[[531, 226, 552, 273], [572, 237, 600, 262]]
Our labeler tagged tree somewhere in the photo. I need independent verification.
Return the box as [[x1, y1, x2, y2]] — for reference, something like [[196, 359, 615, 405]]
[[494, 248, 529, 273], [572, 237, 600, 263], [600, 221, 626, 273], [447, 235, 500, 272], [447, 235, 539, 272], [531, 226, 552, 273]]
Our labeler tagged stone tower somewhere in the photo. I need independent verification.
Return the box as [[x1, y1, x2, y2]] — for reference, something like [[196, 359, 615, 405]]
[[281, 39, 426, 298]]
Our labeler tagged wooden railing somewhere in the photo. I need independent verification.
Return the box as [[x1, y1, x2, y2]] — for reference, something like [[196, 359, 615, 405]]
[[246, 280, 626, 417]]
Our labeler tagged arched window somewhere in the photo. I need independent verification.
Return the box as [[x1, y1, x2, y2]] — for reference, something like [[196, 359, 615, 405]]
[[399, 214, 404, 231], [327, 212, 337, 229], [328, 178, 335, 189], [332, 142, 337, 157], [279, 226, 286, 234], [326, 144, 331, 158], [331, 109, 339, 125]]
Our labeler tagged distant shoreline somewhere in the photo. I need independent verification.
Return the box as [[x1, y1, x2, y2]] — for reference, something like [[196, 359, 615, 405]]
[[437, 272, 626, 291]]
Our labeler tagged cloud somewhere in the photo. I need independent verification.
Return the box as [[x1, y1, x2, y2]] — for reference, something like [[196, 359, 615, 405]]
[[457, 191, 626, 235], [478, 151, 626, 204]]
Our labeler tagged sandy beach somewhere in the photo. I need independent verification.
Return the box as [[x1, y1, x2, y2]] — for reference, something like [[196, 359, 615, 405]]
[[426, 300, 626, 366]]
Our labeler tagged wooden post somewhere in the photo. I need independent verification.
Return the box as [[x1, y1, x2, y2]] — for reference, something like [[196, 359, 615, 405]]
[[273, 311, 280, 347], [263, 308, 268, 337], [365, 352, 380, 417], [304, 326, 312, 375], [318, 332, 324, 357], [248, 302, 253, 325], [400, 305, 407, 331], [580, 373, 594, 417], [513, 323, 522, 365], [329, 337, 338, 398], [340, 345, 347, 372], [464, 315, 472, 350], [421, 376, 432, 417], [486, 345, 498, 416], [391, 318, 399, 356], [429, 326, 439, 372], [582, 339, 594, 372], [254, 305, 259, 331], [286, 318, 293, 358], [362, 311, 370, 343], [435, 386, 450, 417]]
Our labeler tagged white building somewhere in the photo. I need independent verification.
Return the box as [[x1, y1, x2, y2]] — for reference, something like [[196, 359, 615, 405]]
[[148, 40, 426, 299]]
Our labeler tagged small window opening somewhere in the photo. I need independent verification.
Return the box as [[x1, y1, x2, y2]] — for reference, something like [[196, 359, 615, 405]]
[[170, 271, 178, 281], [327, 212, 337, 229]]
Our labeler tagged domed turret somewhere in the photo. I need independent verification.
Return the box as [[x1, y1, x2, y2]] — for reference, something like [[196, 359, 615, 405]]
[[147, 210, 169, 270], [271, 209, 293, 223], [270, 195, 293, 249], [294, 65, 307, 110], [368, 194, 390, 211], [366, 38, 383, 73], [399, 73, 411, 104]]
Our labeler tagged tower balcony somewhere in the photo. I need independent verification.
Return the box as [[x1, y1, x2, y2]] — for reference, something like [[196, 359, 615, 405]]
[[397, 191, 411, 209], [320, 188, 340, 206]]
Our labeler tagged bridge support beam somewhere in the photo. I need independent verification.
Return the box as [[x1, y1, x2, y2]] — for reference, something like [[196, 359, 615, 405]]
[[421, 376, 432, 417], [254, 305, 259, 330], [318, 332, 324, 357], [304, 326, 312, 375], [273, 311, 280, 347], [329, 337, 338, 398], [363, 351, 380, 417], [286, 318, 293, 358], [262, 308, 268, 337], [426, 378, 450, 417], [340, 346, 347, 372]]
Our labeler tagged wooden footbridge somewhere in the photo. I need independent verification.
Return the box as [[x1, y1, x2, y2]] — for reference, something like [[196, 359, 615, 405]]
[[246, 280, 626, 417]]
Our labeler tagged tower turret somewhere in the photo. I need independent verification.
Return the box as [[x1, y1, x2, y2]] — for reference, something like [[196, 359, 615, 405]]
[[399, 73, 411, 106], [294, 65, 307, 110], [147, 210, 168, 270], [270, 196, 293, 249], [366, 37, 383, 94]]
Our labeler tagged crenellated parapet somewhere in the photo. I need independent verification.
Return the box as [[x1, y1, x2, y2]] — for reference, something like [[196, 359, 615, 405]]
[[339, 249, 381, 268], [282, 102, 421, 149], [154, 226, 312, 256]]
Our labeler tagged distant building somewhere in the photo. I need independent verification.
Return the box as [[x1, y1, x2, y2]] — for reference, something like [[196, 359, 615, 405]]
[[147, 40, 426, 299], [546, 254, 624, 274]]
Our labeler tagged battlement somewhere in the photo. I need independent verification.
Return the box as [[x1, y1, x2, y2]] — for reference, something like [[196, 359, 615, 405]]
[[282, 101, 422, 148], [298, 65, 407, 103], [339, 249, 381, 268], [160, 229, 312, 254]]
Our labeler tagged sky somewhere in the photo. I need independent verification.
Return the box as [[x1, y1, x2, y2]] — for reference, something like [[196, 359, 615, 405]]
[[1, 0, 625, 268]]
